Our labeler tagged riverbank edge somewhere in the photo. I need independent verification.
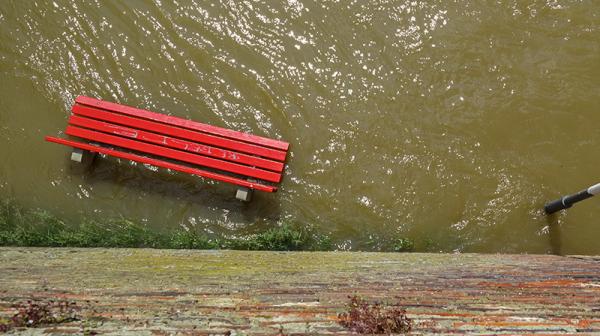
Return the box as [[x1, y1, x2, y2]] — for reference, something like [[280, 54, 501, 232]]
[[1, 247, 599, 334], [0, 198, 415, 252]]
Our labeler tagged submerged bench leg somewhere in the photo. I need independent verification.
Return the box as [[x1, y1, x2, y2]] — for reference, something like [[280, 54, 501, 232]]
[[70, 148, 85, 163], [235, 187, 254, 202], [70, 147, 97, 166]]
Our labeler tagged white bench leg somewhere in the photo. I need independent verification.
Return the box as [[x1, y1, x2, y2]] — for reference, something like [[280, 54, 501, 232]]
[[71, 148, 97, 166], [235, 187, 253, 202], [70, 148, 85, 163]]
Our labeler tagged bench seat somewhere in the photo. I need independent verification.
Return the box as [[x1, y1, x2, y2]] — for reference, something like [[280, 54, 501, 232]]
[[46, 96, 289, 196]]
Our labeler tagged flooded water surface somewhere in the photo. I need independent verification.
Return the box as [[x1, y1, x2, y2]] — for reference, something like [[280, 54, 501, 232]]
[[1, 1, 599, 253]]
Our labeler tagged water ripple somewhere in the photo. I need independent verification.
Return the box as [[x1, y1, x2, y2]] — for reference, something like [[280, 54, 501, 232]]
[[1, 0, 599, 253]]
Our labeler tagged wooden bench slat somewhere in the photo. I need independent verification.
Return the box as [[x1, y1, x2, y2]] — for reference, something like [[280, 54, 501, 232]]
[[75, 96, 290, 151], [68, 115, 285, 172], [65, 126, 282, 183], [72, 104, 287, 161], [45, 136, 277, 192]]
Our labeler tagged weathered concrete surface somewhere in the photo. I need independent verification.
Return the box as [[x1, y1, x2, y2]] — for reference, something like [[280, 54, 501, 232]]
[[0, 248, 599, 335]]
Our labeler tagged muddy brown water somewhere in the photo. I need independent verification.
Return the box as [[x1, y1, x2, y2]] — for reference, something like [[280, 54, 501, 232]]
[[1, 1, 599, 253]]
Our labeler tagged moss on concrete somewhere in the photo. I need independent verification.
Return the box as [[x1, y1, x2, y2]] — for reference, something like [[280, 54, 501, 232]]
[[1, 248, 599, 335]]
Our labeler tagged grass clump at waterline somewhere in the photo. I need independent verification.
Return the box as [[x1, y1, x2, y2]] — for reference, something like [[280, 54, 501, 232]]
[[224, 225, 332, 251], [0, 199, 331, 251], [392, 237, 415, 252]]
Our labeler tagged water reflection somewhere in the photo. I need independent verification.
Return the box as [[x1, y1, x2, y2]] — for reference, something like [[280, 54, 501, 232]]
[[0, 0, 599, 253]]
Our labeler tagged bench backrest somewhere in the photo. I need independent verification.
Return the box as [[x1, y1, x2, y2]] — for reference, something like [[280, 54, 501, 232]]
[[68, 96, 289, 186]]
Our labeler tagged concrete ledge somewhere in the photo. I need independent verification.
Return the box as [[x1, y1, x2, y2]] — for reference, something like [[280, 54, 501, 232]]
[[0, 248, 599, 334]]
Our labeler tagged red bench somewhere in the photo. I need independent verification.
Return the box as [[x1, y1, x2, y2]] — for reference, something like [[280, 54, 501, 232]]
[[45, 96, 289, 201]]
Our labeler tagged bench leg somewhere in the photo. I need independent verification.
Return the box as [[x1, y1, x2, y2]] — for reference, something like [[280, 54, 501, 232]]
[[70, 147, 97, 166], [70, 148, 85, 163], [235, 187, 253, 202]]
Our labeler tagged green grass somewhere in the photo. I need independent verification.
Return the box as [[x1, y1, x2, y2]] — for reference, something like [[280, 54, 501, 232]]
[[223, 225, 332, 251], [0, 198, 420, 252], [0, 199, 331, 251], [392, 237, 415, 252]]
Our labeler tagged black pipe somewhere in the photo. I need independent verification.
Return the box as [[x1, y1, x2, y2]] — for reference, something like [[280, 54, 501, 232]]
[[544, 189, 594, 214]]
